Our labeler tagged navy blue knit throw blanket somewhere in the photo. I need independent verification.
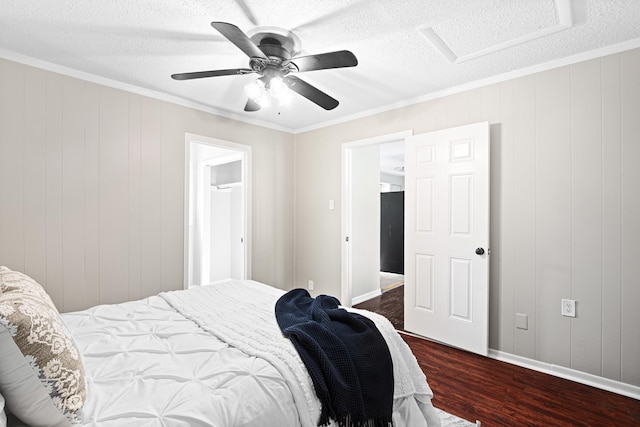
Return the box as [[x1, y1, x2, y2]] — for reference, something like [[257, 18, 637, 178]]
[[275, 289, 394, 427]]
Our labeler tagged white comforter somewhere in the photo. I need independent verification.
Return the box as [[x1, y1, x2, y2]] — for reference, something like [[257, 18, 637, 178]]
[[61, 280, 440, 427]]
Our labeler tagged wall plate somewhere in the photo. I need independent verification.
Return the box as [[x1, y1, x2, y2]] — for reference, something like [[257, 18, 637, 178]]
[[561, 299, 576, 317]]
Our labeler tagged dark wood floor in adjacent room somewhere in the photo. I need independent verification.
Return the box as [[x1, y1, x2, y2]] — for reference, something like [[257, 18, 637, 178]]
[[355, 287, 640, 426], [354, 284, 404, 330]]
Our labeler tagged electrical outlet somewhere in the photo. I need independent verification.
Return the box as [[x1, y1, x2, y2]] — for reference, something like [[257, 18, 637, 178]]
[[308, 280, 314, 291], [515, 313, 528, 330], [561, 299, 576, 317]]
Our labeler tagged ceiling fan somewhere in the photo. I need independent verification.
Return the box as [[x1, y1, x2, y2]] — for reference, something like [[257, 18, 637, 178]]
[[171, 22, 358, 112]]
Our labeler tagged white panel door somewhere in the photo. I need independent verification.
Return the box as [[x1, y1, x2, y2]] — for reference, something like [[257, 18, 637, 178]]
[[404, 122, 490, 356]]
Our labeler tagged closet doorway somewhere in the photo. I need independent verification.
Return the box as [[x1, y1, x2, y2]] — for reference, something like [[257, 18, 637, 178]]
[[184, 134, 251, 288]]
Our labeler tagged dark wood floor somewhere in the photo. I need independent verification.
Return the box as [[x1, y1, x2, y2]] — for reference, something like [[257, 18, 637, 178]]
[[354, 284, 404, 330], [355, 287, 640, 426], [403, 334, 640, 426]]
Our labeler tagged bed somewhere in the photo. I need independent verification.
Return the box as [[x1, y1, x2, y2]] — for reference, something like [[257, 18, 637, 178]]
[[0, 266, 442, 427]]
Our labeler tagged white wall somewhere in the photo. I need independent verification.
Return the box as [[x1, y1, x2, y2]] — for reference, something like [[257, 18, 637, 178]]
[[0, 57, 295, 312], [210, 190, 232, 281], [379, 172, 404, 192], [350, 144, 380, 302], [294, 48, 640, 388]]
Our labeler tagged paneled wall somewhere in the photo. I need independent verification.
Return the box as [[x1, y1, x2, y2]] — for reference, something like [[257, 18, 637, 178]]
[[0, 58, 295, 313], [294, 48, 640, 387], [1, 47, 638, 390]]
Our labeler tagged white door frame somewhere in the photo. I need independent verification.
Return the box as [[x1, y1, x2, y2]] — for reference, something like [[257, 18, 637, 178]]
[[184, 133, 252, 288], [341, 130, 413, 306]]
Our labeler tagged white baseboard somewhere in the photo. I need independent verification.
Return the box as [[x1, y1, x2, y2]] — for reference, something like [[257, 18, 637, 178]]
[[351, 289, 382, 306], [488, 349, 640, 400]]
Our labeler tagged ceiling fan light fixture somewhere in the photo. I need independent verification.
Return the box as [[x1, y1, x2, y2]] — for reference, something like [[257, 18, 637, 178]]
[[270, 77, 294, 105], [257, 91, 271, 108], [244, 79, 265, 100], [245, 80, 270, 107], [269, 76, 287, 96], [244, 76, 292, 108]]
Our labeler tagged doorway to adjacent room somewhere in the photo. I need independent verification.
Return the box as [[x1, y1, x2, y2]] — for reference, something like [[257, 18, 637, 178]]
[[341, 130, 411, 316]]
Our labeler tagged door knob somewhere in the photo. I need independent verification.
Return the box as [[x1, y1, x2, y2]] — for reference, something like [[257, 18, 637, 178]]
[[475, 247, 485, 255]]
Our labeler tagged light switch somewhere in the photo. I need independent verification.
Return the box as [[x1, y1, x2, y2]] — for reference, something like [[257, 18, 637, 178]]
[[329, 200, 335, 210]]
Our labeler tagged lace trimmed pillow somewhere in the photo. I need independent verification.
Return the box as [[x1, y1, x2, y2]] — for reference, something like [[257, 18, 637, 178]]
[[0, 266, 86, 423]]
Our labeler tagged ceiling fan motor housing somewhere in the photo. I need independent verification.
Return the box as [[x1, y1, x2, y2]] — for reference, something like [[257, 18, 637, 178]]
[[258, 37, 290, 60], [249, 34, 300, 77]]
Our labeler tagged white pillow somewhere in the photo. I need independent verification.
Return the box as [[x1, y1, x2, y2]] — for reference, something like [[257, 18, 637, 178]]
[[0, 392, 7, 427], [0, 324, 70, 427], [0, 325, 71, 427]]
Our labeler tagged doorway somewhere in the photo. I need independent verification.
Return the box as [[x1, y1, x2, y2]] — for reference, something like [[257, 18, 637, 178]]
[[341, 130, 412, 307], [379, 144, 406, 288], [184, 134, 251, 288]]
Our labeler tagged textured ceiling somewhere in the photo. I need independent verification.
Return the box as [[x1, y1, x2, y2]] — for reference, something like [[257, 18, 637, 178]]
[[1, 0, 640, 132]]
